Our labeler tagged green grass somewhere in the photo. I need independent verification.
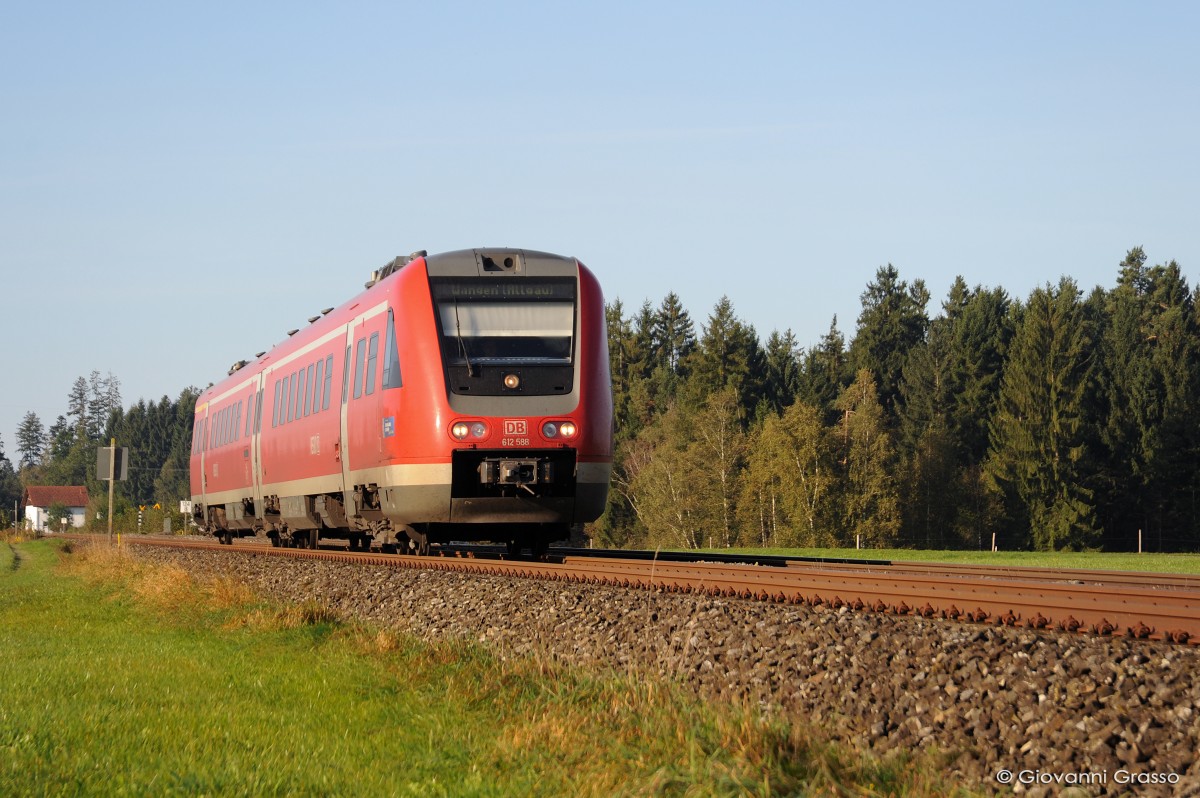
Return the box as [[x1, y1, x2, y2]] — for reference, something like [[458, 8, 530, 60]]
[[697, 546, 1200, 574], [0, 538, 966, 797]]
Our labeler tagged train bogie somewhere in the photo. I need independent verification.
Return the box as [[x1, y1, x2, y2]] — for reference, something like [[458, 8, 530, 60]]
[[189, 249, 613, 554]]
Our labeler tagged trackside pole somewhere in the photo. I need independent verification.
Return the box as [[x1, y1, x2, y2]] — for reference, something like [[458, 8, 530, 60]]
[[108, 437, 116, 545]]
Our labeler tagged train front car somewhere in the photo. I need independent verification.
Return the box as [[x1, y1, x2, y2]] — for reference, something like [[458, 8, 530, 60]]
[[189, 248, 612, 555], [370, 249, 613, 555]]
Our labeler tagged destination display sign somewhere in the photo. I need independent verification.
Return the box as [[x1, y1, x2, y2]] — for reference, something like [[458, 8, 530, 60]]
[[431, 278, 575, 302]]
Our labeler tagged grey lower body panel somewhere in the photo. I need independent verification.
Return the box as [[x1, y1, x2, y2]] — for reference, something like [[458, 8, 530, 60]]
[[380, 484, 452, 523]]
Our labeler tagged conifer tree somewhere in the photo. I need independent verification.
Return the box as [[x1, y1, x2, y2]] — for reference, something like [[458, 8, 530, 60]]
[[651, 292, 695, 376], [15, 411, 45, 470], [0, 439, 20, 525], [154, 388, 199, 504], [896, 279, 1010, 548], [1096, 249, 1200, 550], [985, 278, 1099, 550], [759, 329, 802, 417], [691, 296, 763, 413], [66, 376, 90, 441], [849, 265, 930, 420], [798, 317, 849, 423]]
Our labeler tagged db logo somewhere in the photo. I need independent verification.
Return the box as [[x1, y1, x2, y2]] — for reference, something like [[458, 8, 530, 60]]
[[503, 419, 527, 435]]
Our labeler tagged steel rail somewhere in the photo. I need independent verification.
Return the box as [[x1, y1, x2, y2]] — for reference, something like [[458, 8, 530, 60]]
[[782, 559, 1200, 590]]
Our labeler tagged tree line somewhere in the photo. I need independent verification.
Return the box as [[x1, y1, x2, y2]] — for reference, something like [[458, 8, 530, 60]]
[[0, 370, 198, 529], [598, 247, 1199, 552]]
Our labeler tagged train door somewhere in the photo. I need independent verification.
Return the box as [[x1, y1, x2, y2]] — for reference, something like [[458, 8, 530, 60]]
[[251, 372, 265, 520], [197, 402, 210, 514], [339, 322, 356, 515]]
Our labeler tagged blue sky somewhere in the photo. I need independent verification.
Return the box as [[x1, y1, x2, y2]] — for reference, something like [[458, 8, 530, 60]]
[[2, 2, 1197, 461]]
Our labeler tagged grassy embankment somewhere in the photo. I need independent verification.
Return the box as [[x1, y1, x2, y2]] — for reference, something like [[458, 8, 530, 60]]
[[0, 534, 967, 797], [706, 547, 1200, 574]]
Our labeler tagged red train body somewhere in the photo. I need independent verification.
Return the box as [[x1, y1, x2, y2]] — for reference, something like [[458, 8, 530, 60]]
[[189, 249, 613, 554]]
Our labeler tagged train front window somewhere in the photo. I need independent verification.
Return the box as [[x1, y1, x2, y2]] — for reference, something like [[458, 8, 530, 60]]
[[432, 278, 576, 367], [437, 301, 574, 364]]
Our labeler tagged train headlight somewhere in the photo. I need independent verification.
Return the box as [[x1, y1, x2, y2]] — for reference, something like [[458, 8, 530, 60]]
[[542, 421, 578, 439], [451, 421, 489, 440], [503, 373, 521, 390]]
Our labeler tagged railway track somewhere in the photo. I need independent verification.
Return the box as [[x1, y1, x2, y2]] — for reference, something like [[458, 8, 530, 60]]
[[70, 534, 1200, 645]]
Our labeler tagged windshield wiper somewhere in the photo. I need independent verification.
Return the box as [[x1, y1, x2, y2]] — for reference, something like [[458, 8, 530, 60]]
[[453, 299, 475, 377]]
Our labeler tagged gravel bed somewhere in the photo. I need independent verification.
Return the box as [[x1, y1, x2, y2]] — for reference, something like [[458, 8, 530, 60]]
[[133, 546, 1200, 795]]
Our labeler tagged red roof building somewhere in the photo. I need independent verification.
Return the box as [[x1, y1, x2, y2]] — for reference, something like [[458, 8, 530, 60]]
[[23, 486, 90, 532]]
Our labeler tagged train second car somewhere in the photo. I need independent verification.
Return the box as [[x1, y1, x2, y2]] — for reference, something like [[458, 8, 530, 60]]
[[188, 249, 613, 554]]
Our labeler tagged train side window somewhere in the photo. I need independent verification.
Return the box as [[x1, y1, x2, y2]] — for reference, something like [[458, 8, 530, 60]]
[[255, 388, 264, 433], [305, 363, 315, 416], [245, 393, 254, 438], [342, 346, 351, 404], [203, 417, 209, 452], [323, 354, 334, 410], [289, 370, 300, 423], [283, 375, 293, 424], [234, 401, 242, 442], [272, 380, 282, 428], [353, 338, 366, 399], [311, 361, 323, 415], [382, 308, 402, 389], [365, 333, 379, 396], [294, 364, 304, 420], [215, 408, 223, 447]]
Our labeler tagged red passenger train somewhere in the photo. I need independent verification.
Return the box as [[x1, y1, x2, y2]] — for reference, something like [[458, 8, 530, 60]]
[[188, 248, 613, 555]]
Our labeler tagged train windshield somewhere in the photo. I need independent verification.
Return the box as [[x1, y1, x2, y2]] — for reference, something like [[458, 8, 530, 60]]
[[432, 278, 576, 366]]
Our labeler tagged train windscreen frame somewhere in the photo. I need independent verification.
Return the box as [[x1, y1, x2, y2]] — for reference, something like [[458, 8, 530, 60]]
[[430, 276, 577, 395]]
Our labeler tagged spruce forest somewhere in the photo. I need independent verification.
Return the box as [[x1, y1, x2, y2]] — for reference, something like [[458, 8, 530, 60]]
[[599, 247, 1198, 553], [3, 247, 1196, 552]]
